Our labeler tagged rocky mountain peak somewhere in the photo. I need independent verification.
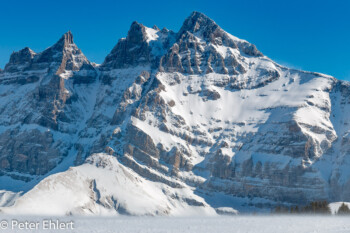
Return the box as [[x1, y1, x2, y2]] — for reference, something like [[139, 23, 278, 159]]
[[53, 30, 75, 50], [63, 30, 73, 44], [178, 11, 220, 39], [160, 12, 262, 75], [2, 31, 90, 75], [152, 25, 160, 31], [4, 47, 36, 72], [176, 12, 262, 58], [32, 31, 93, 75], [102, 22, 154, 69], [126, 21, 147, 44], [15, 47, 36, 59]]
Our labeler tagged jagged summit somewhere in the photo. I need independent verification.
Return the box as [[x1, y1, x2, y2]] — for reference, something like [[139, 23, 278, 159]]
[[4, 47, 36, 72], [152, 25, 160, 31], [41, 31, 77, 58], [126, 21, 148, 44], [101, 11, 262, 73], [102, 21, 155, 69], [1, 30, 95, 83], [29, 30, 94, 75], [52, 31, 74, 49], [178, 11, 219, 38], [3, 12, 263, 75], [47, 31, 73, 53], [48, 31, 79, 53], [179, 12, 262, 56], [63, 30, 74, 44], [158, 12, 262, 74]]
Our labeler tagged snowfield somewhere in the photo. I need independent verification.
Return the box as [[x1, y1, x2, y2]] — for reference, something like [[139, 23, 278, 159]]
[[0, 154, 216, 216], [0, 216, 350, 233]]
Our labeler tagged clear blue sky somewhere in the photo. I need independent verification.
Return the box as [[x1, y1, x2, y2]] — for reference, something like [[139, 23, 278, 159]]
[[1, 0, 349, 80]]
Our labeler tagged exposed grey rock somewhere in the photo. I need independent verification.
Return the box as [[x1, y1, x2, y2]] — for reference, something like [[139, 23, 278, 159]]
[[125, 123, 159, 159], [0, 128, 65, 176], [0, 31, 97, 180], [159, 12, 262, 75], [4, 47, 36, 73], [101, 22, 151, 69], [201, 88, 221, 101]]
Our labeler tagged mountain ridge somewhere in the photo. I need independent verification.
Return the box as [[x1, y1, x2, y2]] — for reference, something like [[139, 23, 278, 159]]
[[1, 11, 350, 215]]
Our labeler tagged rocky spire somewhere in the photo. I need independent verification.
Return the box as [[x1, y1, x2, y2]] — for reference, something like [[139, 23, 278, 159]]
[[1, 31, 95, 79], [126, 22, 148, 44], [33, 31, 92, 75], [63, 30, 73, 44], [102, 21, 151, 69], [49, 30, 76, 52]]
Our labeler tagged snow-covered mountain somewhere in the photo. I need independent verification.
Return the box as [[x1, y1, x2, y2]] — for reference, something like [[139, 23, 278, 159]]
[[1, 11, 350, 215]]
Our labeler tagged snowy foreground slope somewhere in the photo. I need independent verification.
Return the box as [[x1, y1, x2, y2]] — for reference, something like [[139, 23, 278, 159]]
[[1, 11, 350, 215], [1, 153, 216, 216], [0, 216, 350, 233]]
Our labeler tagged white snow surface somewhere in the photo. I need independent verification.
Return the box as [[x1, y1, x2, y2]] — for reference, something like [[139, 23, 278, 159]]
[[145, 27, 159, 43], [0, 216, 350, 233], [0, 191, 21, 207], [329, 202, 350, 214], [0, 153, 217, 216]]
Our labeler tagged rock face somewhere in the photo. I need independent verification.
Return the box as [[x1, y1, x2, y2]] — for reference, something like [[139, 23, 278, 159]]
[[0, 31, 97, 178], [1, 12, 350, 214], [160, 12, 262, 75]]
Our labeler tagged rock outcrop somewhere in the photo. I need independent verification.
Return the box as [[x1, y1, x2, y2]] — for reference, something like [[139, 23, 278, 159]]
[[0, 31, 97, 177]]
